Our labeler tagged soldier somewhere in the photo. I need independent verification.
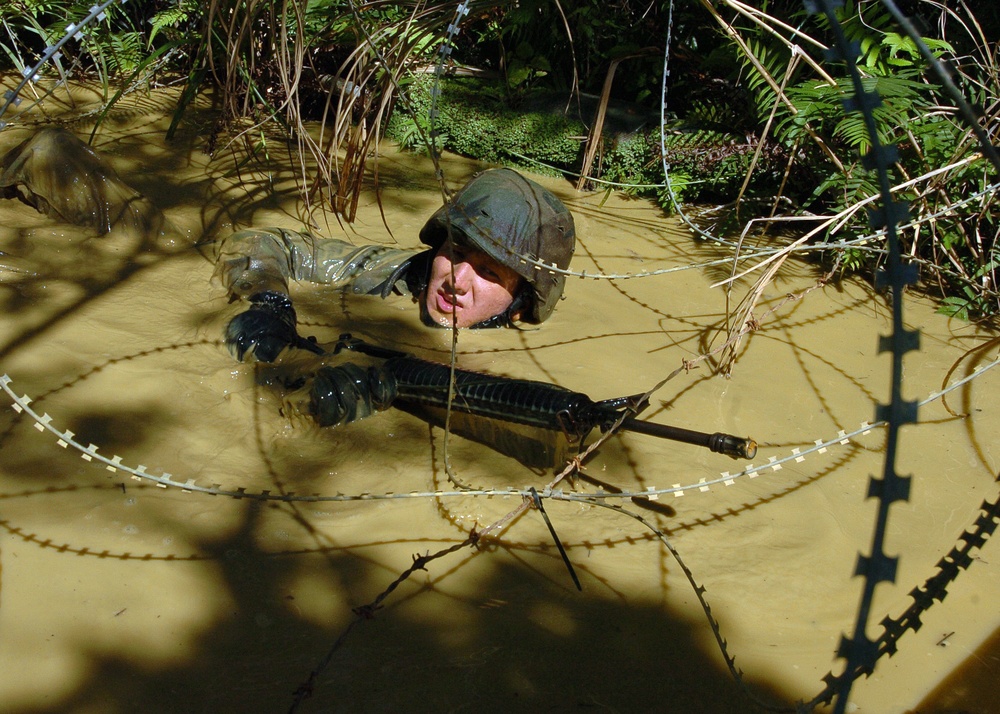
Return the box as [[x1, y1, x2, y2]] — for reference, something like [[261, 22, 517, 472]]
[[218, 168, 576, 361], [2, 129, 755, 464]]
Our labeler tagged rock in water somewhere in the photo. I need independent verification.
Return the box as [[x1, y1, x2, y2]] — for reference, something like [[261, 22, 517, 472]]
[[0, 127, 164, 236]]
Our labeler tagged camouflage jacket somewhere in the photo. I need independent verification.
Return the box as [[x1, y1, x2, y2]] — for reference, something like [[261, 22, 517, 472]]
[[216, 227, 427, 301]]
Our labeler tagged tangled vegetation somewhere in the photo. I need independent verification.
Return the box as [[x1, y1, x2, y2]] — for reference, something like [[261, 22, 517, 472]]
[[1, 0, 998, 318]]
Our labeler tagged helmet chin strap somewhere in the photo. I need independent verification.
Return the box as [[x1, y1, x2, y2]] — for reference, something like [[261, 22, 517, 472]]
[[465, 311, 513, 330], [469, 287, 530, 329]]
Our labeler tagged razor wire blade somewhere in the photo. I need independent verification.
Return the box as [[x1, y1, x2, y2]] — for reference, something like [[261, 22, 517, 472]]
[[3, 356, 996, 505]]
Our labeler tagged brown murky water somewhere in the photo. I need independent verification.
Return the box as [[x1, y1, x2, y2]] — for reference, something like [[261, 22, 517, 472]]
[[1, 86, 998, 714]]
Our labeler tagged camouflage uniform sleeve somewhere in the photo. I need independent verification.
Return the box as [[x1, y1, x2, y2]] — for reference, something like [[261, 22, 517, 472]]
[[215, 227, 420, 300]]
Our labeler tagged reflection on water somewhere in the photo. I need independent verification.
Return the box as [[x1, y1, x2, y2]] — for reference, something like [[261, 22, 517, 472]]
[[1, 89, 998, 714]]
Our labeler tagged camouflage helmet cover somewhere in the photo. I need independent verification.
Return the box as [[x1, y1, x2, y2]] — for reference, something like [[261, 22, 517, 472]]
[[418, 168, 576, 323]]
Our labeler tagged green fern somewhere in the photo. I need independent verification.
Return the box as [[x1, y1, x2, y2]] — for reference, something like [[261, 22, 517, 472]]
[[386, 76, 584, 175], [740, 37, 796, 120], [149, 1, 201, 47]]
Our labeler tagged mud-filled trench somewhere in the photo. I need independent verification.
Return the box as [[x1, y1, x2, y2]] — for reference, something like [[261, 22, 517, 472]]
[[1, 88, 998, 714]]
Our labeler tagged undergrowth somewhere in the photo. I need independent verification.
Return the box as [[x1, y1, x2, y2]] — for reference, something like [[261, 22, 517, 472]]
[[1, 0, 997, 319], [385, 75, 585, 177]]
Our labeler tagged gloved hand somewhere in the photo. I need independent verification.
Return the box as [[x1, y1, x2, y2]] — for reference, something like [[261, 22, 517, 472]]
[[309, 363, 396, 427], [225, 291, 323, 362]]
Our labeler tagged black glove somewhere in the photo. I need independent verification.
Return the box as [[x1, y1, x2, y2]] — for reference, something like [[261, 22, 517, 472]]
[[309, 363, 397, 427], [225, 291, 323, 362]]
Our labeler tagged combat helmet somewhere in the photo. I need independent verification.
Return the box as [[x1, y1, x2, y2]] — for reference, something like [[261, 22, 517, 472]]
[[418, 168, 576, 323]]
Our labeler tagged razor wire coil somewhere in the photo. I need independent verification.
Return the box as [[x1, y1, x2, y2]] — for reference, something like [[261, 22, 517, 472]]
[[0, 0, 128, 129], [3, 353, 996, 505], [2, 1, 1000, 710], [2, 0, 996, 292]]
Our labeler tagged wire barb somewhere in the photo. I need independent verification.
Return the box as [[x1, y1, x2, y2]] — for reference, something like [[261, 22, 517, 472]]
[[530, 487, 582, 592]]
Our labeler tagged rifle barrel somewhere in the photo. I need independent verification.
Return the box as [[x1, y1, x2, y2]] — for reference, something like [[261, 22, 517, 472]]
[[620, 418, 757, 459]]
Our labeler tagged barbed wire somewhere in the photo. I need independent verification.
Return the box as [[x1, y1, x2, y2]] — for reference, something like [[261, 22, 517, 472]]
[[2, 2, 999, 711], [2, 0, 995, 296], [3, 352, 995, 506], [0, 0, 128, 130]]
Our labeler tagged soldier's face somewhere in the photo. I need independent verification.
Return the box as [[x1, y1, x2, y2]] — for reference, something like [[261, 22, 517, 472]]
[[424, 243, 523, 327]]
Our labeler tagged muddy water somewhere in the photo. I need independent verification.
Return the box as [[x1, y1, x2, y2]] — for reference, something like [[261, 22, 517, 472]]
[[1, 88, 998, 714]]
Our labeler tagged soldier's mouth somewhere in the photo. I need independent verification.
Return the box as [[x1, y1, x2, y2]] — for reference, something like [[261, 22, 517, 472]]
[[435, 289, 464, 315]]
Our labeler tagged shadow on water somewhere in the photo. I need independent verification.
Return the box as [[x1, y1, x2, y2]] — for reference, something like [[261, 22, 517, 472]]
[[3, 92, 1000, 714], [915, 624, 1000, 714], [4, 495, 790, 714], [0, 118, 789, 713]]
